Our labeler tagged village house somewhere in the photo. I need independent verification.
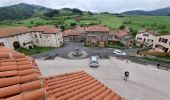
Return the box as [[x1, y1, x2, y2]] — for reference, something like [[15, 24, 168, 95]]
[[31, 26, 63, 47], [108, 31, 120, 45], [153, 34, 170, 52], [0, 26, 34, 49], [85, 25, 109, 47], [109, 29, 134, 47], [0, 26, 63, 50], [135, 29, 158, 47], [63, 26, 85, 42]]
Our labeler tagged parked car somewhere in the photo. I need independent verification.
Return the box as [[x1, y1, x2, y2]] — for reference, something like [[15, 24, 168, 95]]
[[113, 49, 126, 56], [89, 56, 99, 67]]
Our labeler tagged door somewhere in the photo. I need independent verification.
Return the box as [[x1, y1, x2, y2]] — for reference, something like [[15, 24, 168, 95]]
[[143, 38, 146, 42], [13, 41, 20, 49], [164, 48, 169, 53]]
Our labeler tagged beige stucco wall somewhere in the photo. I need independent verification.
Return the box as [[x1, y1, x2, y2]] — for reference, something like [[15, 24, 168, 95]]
[[0, 33, 33, 49], [135, 32, 156, 45], [153, 35, 170, 52]]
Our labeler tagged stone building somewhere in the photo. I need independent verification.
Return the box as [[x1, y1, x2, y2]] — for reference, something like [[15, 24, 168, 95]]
[[85, 25, 109, 47], [0, 26, 63, 50]]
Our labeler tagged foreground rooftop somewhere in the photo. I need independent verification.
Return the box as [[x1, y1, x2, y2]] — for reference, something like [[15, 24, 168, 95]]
[[0, 47, 124, 100]]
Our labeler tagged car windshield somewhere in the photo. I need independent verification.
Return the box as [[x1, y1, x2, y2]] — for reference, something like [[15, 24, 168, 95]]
[[91, 61, 97, 63]]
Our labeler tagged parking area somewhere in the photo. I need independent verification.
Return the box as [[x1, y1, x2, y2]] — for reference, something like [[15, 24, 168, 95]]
[[36, 57, 170, 100]]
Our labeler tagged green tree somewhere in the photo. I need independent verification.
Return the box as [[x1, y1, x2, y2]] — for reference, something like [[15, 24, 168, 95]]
[[119, 25, 125, 30], [30, 20, 34, 24], [130, 28, 137, 36]]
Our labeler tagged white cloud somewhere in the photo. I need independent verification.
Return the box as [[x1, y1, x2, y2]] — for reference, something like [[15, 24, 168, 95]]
[[0, 0, 170, 12]]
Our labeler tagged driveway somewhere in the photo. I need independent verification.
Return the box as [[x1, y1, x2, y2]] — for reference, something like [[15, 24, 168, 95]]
[[36, 57, 170, 100]]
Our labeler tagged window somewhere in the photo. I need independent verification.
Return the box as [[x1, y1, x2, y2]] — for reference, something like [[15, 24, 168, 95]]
[[34, 34, 37, 38], [36, 39, 39, 43], [0, 42, 4, 46], [143, 34, 149, 37], [137, 37, 142, 40], [39, 34, 42, 38], [159, 38, 168, 43]]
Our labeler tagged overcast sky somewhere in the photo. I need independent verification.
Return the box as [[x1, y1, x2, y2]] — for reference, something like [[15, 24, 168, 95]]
[[0, 0, 170, 12]]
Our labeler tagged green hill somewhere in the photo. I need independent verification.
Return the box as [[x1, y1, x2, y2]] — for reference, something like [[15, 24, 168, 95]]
[[0, 3, 52, 20], [122, 7, 170, 16]]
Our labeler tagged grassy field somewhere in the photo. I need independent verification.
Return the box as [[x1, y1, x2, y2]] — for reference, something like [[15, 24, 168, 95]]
[[1, 14, 170, 34], [17, 46, 55, 55], [93, 14, 123, 30], [120, 16, 170, 33]]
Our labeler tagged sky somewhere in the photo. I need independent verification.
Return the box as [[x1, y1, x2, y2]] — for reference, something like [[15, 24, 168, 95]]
[[0, 0, 170, 13]]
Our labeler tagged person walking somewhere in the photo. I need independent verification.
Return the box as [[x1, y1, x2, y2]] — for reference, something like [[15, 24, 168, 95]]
[[157, 64, 160, 68], [124, 71, 129, 81]]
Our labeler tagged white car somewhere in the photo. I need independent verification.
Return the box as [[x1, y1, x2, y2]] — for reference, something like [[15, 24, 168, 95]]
[[89, 56, 99, 67], [113, 49, 126, 56]]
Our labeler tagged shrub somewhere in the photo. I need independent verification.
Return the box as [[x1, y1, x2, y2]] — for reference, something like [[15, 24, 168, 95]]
[[119, 25, 125, 30]]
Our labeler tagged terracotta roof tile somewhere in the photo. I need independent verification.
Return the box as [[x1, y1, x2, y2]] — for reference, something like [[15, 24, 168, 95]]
[[0, 26, 30, 38], [0, 65, 18, 71], [20, 80, 42, 92], [0, 70, 18, 77], [5, 88, 45, 100], [0, 25, 61, 38], [0, 76, 21, 88], [110, 30, 129, 38], [17, 69, 35, 76], [63, 29, 82, 36], [0, 47, 45, 99], [0, 53, 9, 58], [86, 25, 109, 32], [45, 71, 124, 100], [0, 85, 21, 98], [20, 74, 38, 83], [31, 25, 61, 34]]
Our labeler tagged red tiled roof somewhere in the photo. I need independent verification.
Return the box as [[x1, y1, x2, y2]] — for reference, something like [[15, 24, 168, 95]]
[[44, 71, 124, 100], [63, 29, 82, 37], [0, 26, 30, 38], [73, 25, 86, 31], [86, 25, 109, 32], [138, 29, 159, 36], [31, 25, 61, 34], [0, 47, 45, 100], [110, 30, 129, 38]]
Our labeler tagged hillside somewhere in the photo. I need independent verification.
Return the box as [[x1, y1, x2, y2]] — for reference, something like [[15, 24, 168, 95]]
[[122, 7, 170, 16], [0, 3, 52, 20]]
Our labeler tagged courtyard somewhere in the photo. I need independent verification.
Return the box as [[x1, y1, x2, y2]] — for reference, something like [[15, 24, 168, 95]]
[[36, 57, 170, 100]]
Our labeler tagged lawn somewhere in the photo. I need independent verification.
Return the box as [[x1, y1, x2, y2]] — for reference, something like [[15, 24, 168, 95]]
[[106, 41, 125, 49], [144, 57, 170, 65], [157, 56, 170, 60], [93, 14, 123, 30], [17, 46, 55, 55], [120, 16, 170, 33]]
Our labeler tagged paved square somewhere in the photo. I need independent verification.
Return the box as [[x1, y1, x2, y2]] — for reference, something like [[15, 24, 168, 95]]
[[36, 57, 170, 100]]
